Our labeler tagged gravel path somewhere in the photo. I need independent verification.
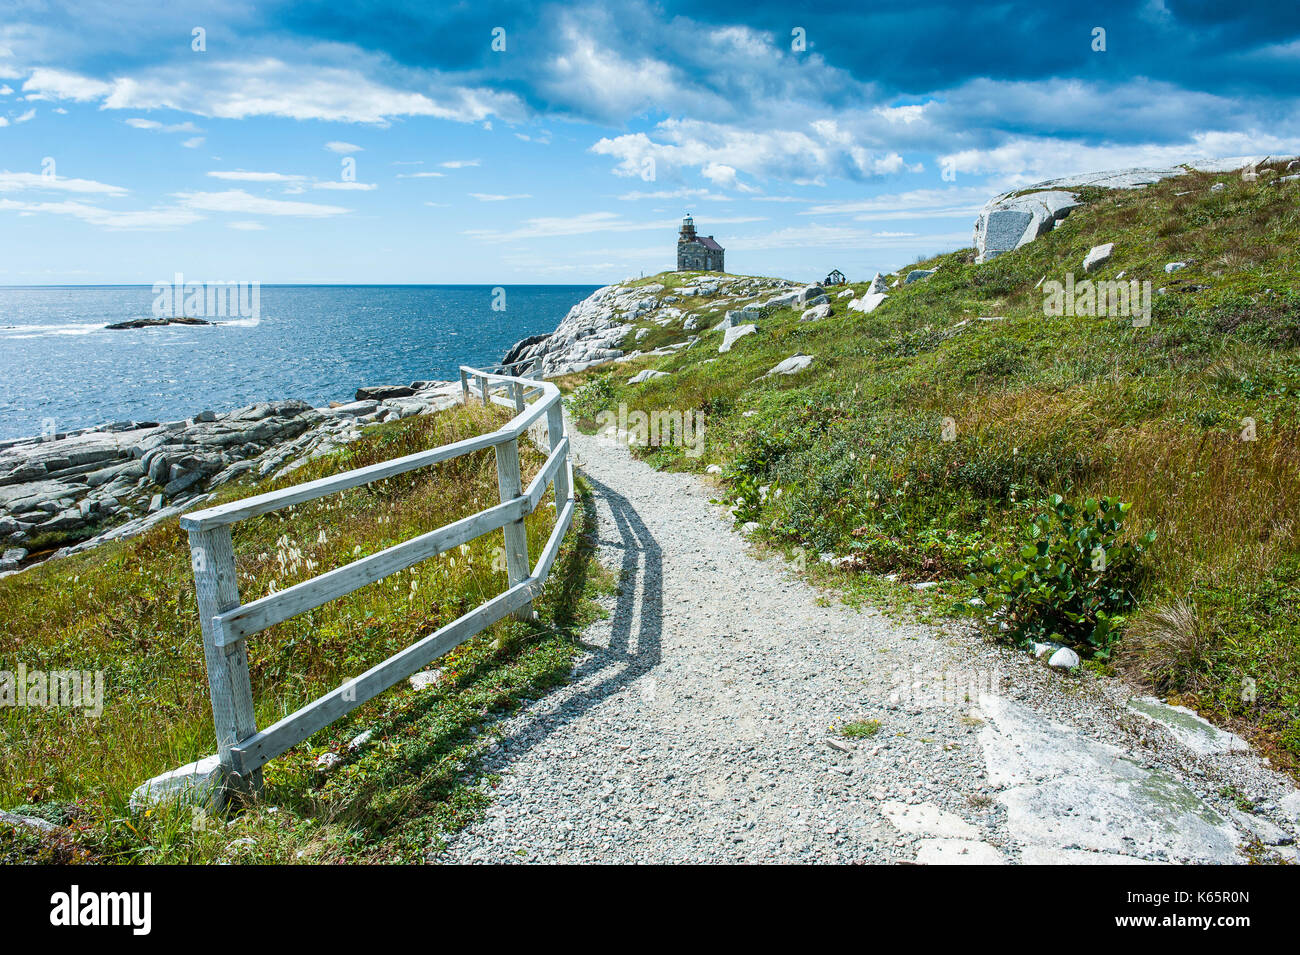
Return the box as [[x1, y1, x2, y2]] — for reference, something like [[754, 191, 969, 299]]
[[439, 421, 1300, 864]]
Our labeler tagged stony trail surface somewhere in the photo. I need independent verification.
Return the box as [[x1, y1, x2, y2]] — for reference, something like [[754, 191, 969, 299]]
[[439, 422, 1300, 864]]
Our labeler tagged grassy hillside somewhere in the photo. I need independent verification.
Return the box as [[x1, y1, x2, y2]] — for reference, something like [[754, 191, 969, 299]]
[[0, 404, 607, 863], [563, 160, 1300, 775]]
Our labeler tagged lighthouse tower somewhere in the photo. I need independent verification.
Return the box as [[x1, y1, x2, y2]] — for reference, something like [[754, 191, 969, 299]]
[[676, 213, 725, 272]]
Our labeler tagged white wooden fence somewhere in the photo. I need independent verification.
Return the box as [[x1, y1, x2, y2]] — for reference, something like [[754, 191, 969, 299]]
[[177, 358, 571, 795]]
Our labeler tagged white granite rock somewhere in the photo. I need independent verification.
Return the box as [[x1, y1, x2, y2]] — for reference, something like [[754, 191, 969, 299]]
[[765, 355, 813, 376], [130, 754, 225, 811], [1047, 647, 1080, 670], [847, 292, 888, 314], [628, 369, 670, 385], [719, 324, 757, 353], [1083, 242, 1115, 272]]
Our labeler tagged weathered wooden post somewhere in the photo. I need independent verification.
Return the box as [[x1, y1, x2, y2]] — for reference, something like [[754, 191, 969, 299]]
[[511, 381, 526, 413], [479, 374, 490, 407], [493, 436, 533, 620], [460, 368, 470, 405], [546, 401, 572, 509], [185, 524, 262, 797]]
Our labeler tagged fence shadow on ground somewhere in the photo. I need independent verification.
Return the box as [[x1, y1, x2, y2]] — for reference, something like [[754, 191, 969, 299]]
[[474, 470, 664, 769]]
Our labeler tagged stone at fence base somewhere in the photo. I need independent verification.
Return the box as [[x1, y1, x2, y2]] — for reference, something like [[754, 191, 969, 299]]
[[130, 754, 226, 812]]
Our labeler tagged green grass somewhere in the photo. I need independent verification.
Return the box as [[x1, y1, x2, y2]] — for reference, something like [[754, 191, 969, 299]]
[[839, 720, 882, 738], [562, 161, 1300, 777], [0, 404, 611, 862]]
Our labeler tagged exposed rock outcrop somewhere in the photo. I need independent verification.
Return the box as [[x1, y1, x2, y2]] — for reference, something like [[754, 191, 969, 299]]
[[973, 190, 1079, 264], [501, 275, 797, 376], [0, 381, 463, 572], [973, 156, 1295, 265], [105, 317, 214, 330]]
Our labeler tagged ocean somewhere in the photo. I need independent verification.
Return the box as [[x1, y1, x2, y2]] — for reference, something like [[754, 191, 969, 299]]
[[0, 284, 597, 441]]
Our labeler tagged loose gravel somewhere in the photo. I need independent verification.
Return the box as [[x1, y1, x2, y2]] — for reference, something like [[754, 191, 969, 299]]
[[437, 420, 1300, 864]]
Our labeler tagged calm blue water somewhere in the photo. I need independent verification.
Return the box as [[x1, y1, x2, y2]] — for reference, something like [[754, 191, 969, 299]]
[[0, 285, 596, 441]]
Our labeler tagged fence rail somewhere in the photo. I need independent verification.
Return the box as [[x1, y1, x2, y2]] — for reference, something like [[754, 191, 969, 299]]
[[174, 361, 572, 793]]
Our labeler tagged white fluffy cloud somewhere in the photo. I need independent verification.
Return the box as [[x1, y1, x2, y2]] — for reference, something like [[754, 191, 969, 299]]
[[174, 190, 350, 217], [22, 58, 525, 125], [0, 197, 202, 229], [206, 171, 306, 183], [465, 211, 764, 241], [313, 181, 377, 191], [0, 171, 128, 196]]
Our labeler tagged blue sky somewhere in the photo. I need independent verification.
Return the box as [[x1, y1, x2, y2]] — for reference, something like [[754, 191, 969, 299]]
[[1, 0, 1297, 284]]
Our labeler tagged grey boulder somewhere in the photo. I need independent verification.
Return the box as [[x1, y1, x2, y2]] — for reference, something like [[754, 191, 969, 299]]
[[973, 190, 1079, 264], [719, 324, 757, 353], [765, 354, 814, 376], [1083, 243, 1115, 273]]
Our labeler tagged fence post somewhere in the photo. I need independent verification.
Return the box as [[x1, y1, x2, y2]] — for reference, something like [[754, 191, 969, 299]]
[[187, 526, 262, 797], [493, 437, 533, 620], [460, 368, 470, 405], [511, 381, 525, 413], [479, 374, 490, 407], [546, 401, 572, 508]]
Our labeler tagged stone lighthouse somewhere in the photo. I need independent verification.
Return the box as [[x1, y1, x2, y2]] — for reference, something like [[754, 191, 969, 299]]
[[676, 214, 725, 272]]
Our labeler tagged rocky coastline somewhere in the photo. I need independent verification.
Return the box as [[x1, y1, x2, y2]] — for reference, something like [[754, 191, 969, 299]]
[[0, 381, 462, 576], [501, 274, 799, 376]]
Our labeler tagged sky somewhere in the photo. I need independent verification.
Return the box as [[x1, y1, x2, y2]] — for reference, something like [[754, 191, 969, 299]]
[[1, 0, 1298, 285]]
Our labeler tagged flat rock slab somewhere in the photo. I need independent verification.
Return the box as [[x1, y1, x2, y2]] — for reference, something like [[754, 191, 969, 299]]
[[1126, 696, 1249, 755], [980, 695, 1242, 864], [1019, 846, 1166, 865], [883, 801, 978, 839], [765, 355, 813, 376], [847, 292, 887, 314], [915, 838, 1006, 865], [719, 323, 757, 353], [628, 369, 670, 385]]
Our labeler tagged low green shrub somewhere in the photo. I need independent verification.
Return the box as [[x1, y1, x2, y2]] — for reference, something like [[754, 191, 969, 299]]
[[973, 495, 1155, 656], [566, 374, 616, 428]]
